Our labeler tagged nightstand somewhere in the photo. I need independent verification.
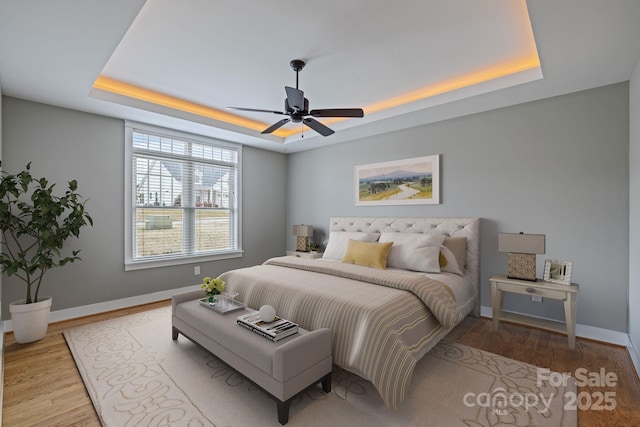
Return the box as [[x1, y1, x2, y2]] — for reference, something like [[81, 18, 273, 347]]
[[286, 251, 323, 259], [490, 274, 580, 349]]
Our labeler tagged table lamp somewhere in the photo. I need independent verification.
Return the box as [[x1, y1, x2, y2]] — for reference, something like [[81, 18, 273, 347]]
[[498, 232, 545, 281], [293, 225, 313, 252]]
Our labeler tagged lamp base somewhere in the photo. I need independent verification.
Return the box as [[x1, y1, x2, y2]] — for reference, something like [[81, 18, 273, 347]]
[[507, 253, 537, 281], [296, 236, 309, 252]]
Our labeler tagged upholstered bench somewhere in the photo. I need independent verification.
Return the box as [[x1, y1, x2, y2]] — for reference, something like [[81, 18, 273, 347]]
[[171, 290, 332, 425]]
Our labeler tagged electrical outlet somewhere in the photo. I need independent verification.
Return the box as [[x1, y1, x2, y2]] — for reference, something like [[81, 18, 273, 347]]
[[194, 266, 200, 275], [531, 295, 543, 303]]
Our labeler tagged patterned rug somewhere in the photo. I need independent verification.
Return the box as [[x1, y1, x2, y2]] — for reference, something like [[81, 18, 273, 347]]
[[64, 307, 577, 427]]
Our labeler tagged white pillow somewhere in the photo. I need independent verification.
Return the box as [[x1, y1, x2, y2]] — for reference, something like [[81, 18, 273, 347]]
[[322, 231, 381, 260], [378, 232, 446, 273]]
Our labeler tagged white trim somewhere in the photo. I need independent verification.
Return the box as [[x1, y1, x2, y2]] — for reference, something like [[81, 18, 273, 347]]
[[124, 250, 243, 271], [575, 323, 629, 347], [480, 305, 630, 347], [123, 121, 243, 270], [124, 120, 243, 151], [124, 124, 135, 267], [1, 285, 199, 332], [2, 298, 637, 378], [629, 335, 640, 379]]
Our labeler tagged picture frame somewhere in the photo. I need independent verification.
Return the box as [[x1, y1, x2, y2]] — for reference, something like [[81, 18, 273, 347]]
[[543, 259, 573, 285], [354, 155, 440, 206]]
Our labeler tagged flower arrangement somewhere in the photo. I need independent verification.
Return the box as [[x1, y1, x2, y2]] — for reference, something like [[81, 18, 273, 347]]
[[201, 276, 225, 302]]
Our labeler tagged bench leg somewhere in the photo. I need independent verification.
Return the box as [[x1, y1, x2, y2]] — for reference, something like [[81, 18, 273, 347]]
[[172, 326, 179, 341], [277, 399, 290, 425], [275, 372, 332, 425], [321, 372, 332, 393]]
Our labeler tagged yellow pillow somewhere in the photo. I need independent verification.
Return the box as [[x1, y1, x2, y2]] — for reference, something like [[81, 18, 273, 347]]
[[341, 239, 393, 269], [439, 251, 448, 267]]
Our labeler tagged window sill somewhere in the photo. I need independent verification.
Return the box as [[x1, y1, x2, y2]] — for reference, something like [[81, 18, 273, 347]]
[[125, 250, 243, 271]]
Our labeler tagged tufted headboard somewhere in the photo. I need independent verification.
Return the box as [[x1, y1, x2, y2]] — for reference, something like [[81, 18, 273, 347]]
[[329, 216, 480, 316]]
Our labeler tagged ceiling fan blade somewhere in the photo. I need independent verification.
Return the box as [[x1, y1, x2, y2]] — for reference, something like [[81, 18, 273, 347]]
[[261, 118, 290, 134], [303, 118, 335, 137], [227, 106, 285, 115], [309, 108, 364, 118], [285, 86, 305, 111]]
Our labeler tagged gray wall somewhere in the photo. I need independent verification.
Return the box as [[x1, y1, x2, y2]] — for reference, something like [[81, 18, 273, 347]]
[[1, 97, 287, 318], [287, 83, 629, 332], [630, 60, 640, 349], [2, 83, 632, 333]]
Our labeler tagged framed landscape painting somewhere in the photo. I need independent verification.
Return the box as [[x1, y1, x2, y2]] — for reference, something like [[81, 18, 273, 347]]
[[355, 155, 440, 206]]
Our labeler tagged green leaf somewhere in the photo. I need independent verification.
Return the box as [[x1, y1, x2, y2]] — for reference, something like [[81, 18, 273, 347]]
[[0, 163, 92, 295]]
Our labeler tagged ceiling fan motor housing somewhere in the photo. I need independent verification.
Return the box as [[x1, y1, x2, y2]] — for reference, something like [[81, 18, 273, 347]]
[[285, 98, 309, 122]]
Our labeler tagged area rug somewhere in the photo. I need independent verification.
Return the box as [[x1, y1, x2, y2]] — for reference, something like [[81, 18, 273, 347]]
[[63, 307, 577, 427]]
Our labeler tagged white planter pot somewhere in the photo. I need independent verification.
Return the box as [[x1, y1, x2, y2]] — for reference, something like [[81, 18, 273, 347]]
[[9, 297, 52, 344]]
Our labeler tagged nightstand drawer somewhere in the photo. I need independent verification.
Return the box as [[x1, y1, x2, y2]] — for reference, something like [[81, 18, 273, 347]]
[[496, 282, 567, 300]]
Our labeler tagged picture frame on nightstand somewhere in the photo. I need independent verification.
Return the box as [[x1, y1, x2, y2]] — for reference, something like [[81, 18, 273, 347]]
[[543, 259, 573, 285]]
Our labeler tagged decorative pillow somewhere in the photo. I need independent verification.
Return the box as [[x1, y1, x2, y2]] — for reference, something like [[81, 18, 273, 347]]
[[378, 232, 445, 273], [341, 239, 393, 269], [322, 231, 381, 260], [439, 246, 463, 275], [440, 236, 467, 274]]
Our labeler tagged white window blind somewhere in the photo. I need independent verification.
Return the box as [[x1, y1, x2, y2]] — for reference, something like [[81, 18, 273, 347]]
[[125, 122, 242, 270]]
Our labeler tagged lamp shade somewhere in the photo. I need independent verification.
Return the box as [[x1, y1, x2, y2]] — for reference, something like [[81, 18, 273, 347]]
[[498, 233, 545, 254], [292, 225, 313, 237]]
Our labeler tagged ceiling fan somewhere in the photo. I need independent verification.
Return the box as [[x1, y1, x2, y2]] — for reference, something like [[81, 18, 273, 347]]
[[228, 59, 364, 137]]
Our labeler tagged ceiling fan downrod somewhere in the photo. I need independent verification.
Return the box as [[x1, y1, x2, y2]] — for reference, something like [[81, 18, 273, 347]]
[[290, 59, 305, 90]]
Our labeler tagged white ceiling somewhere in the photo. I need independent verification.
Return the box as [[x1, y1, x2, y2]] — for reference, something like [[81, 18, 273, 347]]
[[1, 1, 640, 153]]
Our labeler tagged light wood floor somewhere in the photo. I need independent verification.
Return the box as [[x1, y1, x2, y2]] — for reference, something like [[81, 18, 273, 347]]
[[2, 302, 640, 426]]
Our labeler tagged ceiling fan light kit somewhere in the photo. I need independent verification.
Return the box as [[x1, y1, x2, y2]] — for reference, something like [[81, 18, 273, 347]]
[[228, 59, 364, 137]]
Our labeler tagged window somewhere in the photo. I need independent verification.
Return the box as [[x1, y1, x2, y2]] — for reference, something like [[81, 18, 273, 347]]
[[125, 122, 242, 270]]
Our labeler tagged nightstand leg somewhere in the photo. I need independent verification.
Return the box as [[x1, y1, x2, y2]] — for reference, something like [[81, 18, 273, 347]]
[[491, 281, 503, 331], [564, 293, 577, 349]]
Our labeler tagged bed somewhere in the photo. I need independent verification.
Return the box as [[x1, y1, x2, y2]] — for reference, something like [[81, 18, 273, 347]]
[[219, 217, 480, 409]]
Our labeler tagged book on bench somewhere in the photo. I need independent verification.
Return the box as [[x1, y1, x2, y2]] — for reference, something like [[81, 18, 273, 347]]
[[237, 312, 299, 342]]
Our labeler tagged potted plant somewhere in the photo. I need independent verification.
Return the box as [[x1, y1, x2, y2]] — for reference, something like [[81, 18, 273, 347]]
[[0, 162, 93, 343]]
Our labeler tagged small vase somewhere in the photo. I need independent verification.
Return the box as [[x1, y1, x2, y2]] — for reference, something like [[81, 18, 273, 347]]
[[207, 294, 218, 303]]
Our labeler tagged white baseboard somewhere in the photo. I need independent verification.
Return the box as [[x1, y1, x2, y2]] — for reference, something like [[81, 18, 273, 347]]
[[480, 305, 639, 379], [1, 285, 199, 333], [3, 299, 631, 346], [629, 336, 640, 379], [479, 305, 629, 346], [3, 298, 638, 379]]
